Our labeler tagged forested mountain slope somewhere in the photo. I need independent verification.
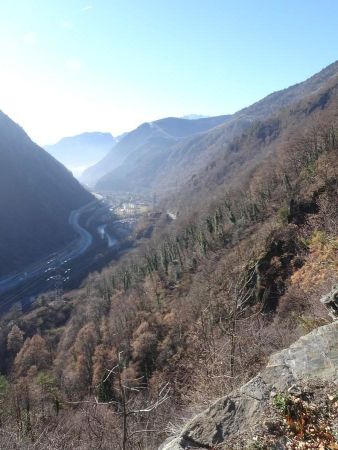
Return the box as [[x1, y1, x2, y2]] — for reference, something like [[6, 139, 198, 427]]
[[166, 70, 338, 218], [96, 60, 338, 195], [153, 60, 338, 195], [0, 111, 93, 276]]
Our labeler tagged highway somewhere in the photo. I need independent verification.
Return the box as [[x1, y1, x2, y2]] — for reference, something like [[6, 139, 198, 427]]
[[66, 200, 97, 258], [0, 200, 99, 296], [0, 192, 146, 313]]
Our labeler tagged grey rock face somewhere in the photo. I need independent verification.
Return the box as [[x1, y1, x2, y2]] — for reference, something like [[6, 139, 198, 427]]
[[160, 321, 338, 449], [321, 285, 338, 319]]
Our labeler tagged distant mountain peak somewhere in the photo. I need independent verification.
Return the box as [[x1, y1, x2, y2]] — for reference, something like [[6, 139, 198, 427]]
[[46, 131, 114, 147], [45, 132, 116, 177]]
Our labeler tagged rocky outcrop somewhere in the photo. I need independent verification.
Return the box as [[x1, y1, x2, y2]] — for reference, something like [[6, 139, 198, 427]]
[[160, 321, 338, 449], [321, 285, 338, 319]]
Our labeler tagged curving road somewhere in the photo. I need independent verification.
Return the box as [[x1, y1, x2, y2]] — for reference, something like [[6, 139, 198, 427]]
[[0, 200, 99, 295], [67, 200, 98, 258]]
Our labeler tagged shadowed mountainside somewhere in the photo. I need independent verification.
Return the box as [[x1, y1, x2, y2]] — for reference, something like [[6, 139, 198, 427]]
[[0, 111, 93, 276]]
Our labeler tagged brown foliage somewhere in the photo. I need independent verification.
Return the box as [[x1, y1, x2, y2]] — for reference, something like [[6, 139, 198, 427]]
[[14, 334, 50, 377], [7, 324, 24, 355]]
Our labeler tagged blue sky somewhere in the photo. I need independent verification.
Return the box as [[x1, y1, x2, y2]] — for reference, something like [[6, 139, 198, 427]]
[[0, 0, 338, 144]]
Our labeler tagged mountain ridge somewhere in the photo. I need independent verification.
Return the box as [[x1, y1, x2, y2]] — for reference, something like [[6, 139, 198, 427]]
[[81, 115, 230, 186], [93, 60, 338, 195]]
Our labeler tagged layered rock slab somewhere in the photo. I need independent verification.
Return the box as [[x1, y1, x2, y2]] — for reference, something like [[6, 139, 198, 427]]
[[160, 321, 338, 449]]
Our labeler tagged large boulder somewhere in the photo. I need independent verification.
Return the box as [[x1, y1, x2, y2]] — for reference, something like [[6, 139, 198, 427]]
[[160, 321, 338, 449]]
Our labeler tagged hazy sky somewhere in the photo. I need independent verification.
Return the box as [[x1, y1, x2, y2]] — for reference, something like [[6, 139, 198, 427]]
[[1, 0, 338, 145]]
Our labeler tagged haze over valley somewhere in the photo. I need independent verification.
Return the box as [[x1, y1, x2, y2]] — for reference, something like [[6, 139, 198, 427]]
[[45, 132, 116, 177]]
